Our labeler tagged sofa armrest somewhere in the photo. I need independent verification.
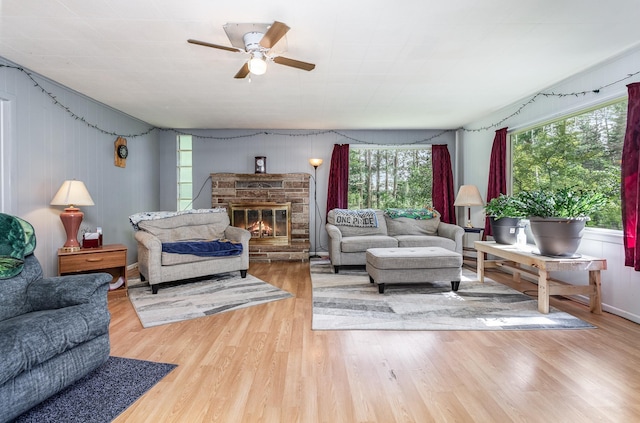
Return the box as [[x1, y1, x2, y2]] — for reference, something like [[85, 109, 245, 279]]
[[224, 226, 252, 244], [437, 222, 465, 255], [134, 230, 162, 252], [325, 223, 343, 241], [134, 230, 163, 284], [27, 273, 111, 310], [325, 223, 343, 265], [225, 226, 251, 270]]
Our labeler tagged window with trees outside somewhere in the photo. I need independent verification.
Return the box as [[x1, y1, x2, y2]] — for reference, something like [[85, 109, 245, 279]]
[[348, 146, 432, 209], [511, 99, 626, 230]]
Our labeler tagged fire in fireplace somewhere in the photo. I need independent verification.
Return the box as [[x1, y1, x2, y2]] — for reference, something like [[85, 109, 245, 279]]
[[230, 202, 291, 245]]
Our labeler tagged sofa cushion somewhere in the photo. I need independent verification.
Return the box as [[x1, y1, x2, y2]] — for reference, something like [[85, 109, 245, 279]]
[[340, 235, 398, 253], [395, 235, 456, 251], [385, 214, 440, 236], [138, 212, 230, 243], [384, 215, 441, 236], [366, 247, 462, 270], [327, 209, 388, 237], [129, 208, 226, 230], [0, 304, 110, 386], [331, 209, 378, 227], [161, 252, 234, 266]]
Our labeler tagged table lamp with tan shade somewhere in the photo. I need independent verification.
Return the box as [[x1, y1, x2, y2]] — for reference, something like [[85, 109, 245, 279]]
[[453, 184, 484, 228], [50, 180, 95, 252]]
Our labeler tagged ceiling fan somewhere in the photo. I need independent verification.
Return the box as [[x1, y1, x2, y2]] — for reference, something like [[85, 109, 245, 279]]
[[187, 21, 316, 79]]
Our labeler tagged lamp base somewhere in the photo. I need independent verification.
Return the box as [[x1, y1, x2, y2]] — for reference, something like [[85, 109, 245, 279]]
[[465, 207, 473, 228], [60, 207, 84, 251], [61, 246, 81, 252]]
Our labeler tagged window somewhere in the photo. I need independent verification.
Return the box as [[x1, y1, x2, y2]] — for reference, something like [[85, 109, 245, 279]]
[[511, 99, 626, 230], [177, 135, 193, 210], [348, 146, 432, 209]]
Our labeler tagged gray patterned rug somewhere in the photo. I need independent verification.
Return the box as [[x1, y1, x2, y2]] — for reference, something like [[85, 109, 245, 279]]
[[310, 262, 594, 330], [128, 272, 293, 328]]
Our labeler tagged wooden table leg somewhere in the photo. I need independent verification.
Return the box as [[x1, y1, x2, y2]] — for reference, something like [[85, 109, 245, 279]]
[[538, 268, 550, 314], [589, 270, 603, 314], [513, 263, 521, 283], [477, 248, 485, 283]]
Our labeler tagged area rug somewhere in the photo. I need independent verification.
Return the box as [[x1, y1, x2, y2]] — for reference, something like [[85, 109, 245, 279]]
[[128, 272, 293, 328], [310, 263, 594, 330], [13, 356, 177, 423]]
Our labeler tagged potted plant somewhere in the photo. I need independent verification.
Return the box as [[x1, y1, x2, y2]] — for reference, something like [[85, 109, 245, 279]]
[[518, 187, 606, 257], [484, 194, 527, 244]]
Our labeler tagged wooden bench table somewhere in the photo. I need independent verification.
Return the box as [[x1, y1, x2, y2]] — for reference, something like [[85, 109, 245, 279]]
[[474, 241, 606, 314]]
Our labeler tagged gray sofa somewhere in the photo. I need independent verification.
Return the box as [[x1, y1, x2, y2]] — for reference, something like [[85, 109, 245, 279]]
[[134, 210, 251, 294], [325, 209, 464, 273], [0, 213, 111, 422]]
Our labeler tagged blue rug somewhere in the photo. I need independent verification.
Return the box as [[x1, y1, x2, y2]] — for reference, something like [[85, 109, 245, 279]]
[[12, 356, 177, 423]]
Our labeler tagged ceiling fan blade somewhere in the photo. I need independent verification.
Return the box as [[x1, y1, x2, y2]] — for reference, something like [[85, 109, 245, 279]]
[[260, 21, 290, 49], [234, 62, 250, 79], [273, 56, 316, 71], [187, 39, 243, 53]]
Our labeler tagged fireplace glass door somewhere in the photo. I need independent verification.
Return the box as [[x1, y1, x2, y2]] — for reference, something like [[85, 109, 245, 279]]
[[230, 202, 291, 245]]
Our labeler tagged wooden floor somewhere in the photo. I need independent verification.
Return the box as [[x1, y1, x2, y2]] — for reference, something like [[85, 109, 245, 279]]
[[109, 262, 640, 423]]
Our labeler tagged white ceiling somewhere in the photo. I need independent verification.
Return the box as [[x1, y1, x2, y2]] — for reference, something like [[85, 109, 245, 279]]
[[1, 0, 640, 130]]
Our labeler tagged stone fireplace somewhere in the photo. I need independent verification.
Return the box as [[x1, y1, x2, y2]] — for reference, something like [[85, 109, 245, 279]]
[[211, 173, 310, 262]]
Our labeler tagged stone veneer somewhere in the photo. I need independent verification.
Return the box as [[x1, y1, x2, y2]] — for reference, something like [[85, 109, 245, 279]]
[[211, 173, 310, 262]]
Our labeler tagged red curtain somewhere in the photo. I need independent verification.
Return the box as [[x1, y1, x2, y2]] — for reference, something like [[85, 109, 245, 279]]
[[622, 82, 640, 270], [432, 145, 456, 224], [326, 144, 350, 216], [483, 127, 508, 239]]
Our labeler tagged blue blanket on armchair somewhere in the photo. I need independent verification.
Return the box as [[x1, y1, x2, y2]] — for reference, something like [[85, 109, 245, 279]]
[[161, 240, 243, 257]]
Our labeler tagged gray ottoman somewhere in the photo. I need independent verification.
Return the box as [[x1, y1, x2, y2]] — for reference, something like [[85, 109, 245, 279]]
[[366, 247, 462, 293]]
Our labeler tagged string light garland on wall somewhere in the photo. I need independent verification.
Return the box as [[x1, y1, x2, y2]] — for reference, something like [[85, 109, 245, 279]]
[[461, 69, 640, 132], [1, 64, 639, 142]]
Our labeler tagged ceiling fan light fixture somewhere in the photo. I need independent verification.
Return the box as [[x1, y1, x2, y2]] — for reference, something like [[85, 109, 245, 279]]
[[188, 21, 315, 79], [248, 55, 267, 75]]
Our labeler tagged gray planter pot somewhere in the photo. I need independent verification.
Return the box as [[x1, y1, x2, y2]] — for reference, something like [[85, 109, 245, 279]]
[[528, 217, 586, 257], [489, 217, 521, 245]]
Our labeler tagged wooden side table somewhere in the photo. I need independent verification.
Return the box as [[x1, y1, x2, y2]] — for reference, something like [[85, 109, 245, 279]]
[[462, 227, 484, 267], [58, 244, 128, 298]]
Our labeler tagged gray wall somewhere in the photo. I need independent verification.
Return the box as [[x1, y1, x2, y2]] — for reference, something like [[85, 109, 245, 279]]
[[458, 44, 640, 324], [0, 57, 160, 277], [157, 129, 456, 255]]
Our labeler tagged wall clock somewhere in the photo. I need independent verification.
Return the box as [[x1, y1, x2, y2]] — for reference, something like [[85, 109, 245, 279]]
[[114, 137, 127, 168], [117, 144, 128, 159], [255, 156, 266, 174]]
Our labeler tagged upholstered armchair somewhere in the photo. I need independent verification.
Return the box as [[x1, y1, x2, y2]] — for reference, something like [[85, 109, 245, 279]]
[[0, 213, 111, 422]]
